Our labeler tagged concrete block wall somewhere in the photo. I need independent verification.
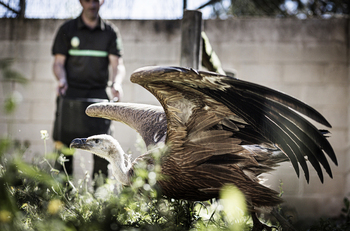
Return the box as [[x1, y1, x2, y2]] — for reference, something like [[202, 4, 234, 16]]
[[0, 19, 58, 163], [0, 18, 348, 220]]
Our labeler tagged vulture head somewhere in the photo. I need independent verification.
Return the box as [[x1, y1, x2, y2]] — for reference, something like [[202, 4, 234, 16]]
[[70, 134, 131, 185]]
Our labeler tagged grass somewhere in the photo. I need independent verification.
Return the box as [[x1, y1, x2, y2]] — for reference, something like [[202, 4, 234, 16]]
[[0, 136, 258, 231], [1, 135, 350, 230]]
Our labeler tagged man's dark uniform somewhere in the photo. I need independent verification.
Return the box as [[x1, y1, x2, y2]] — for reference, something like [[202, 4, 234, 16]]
[[52, 15, 123, 177]]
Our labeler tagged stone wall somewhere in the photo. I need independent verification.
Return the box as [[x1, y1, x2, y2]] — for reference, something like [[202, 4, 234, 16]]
[[0, 18, 348, 220]]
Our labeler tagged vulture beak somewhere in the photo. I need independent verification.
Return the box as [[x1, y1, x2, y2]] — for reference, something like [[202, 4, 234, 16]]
[[70, 138, 87, 149]]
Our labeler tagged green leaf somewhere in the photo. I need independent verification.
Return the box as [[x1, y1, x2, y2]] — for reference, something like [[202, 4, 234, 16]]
[[60, 147, 75, 156], [13, 158, 60, 191], [3, 68, 28, 84], [0, 139, 11, 156], [4, 96, 17, 114]]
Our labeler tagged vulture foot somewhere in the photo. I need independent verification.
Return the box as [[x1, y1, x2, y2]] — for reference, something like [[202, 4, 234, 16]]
[[251, 212, 277, 231]]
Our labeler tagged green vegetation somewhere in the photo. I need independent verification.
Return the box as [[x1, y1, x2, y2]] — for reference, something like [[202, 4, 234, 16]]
[[0, 135, 257, 231], [2, 134, 350, 231]]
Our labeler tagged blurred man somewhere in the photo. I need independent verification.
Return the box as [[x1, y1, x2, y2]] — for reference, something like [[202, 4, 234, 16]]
[[52, 0, 125, 181]]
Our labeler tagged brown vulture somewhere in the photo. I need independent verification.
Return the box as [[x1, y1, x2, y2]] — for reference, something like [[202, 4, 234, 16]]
[[70, 66, 336, 230]]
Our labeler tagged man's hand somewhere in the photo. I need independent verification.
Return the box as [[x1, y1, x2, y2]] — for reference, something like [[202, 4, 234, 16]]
[[58, 77, 68, 96], [111, 82, 123, 101], [109, 54, 125, 102]]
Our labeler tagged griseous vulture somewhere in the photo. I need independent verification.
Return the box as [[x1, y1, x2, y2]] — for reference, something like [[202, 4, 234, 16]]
[[70, 66, 336, 228]]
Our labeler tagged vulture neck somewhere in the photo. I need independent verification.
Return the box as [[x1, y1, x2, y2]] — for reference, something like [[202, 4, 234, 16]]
[[107, 145, 131, 185]]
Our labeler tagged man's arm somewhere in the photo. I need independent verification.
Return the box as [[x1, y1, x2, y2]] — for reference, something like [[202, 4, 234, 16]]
[[53, 54, 68, 96], [109, 54, 126, 101]]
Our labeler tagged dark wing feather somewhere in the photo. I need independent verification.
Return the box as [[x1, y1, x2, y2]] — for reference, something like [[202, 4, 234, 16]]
[[229, 80, 332, 127], [219, 77, 336, 165], [196, 74, 336, 182], [86, 102, 167, 147], [131, 66, 336, 185]]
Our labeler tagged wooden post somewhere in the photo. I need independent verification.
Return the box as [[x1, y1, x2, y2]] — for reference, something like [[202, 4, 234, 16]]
[[18, 0, 26, 18], [180, 10, 202, 69]]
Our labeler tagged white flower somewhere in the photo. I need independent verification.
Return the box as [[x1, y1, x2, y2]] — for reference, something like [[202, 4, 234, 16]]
[[40, 130, 49, 140]]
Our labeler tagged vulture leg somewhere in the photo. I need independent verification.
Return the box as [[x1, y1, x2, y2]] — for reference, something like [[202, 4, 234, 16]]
[[271, 208, 297, 231], [251, 212, 277, 231]]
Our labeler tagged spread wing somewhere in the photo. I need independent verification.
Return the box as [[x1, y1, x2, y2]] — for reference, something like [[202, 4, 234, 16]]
[[86, 102, 167, 147], [130, 66, 336, 184]]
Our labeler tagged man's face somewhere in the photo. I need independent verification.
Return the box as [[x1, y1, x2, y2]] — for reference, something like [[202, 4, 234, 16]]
[[80, 0, 103, 20]]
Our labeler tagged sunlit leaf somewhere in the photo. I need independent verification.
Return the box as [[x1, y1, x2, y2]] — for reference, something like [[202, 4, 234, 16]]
[[220, 184, 247, 231], [13, 158, 60, 191]]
